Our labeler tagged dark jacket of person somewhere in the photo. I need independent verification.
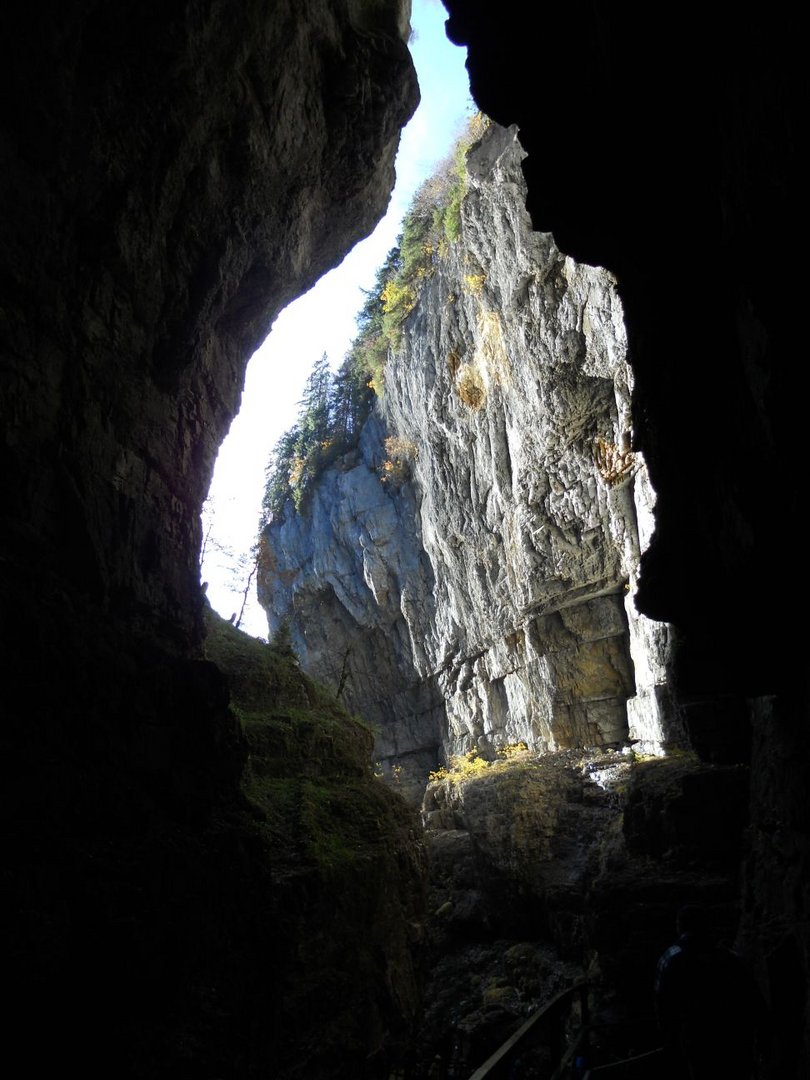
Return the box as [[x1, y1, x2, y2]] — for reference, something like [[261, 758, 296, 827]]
[[655, 923, 769, 1078]]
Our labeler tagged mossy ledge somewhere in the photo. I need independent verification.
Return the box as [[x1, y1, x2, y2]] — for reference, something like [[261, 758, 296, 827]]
[[6, 601, 427, 1080], [201, 606, 429, 1079]]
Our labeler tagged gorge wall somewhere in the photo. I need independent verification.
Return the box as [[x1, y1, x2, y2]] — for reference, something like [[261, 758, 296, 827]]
[[1, 3, 425, 1077], [1, 0, 807, 1076], [259, 122, 674, 800], [440, 2, 808, 1075], [256, 116, 755, 1077]]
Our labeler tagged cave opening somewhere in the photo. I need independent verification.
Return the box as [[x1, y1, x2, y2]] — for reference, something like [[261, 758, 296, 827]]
[[199, 0, 475, 639], [194, 5, 739, 1073], [193, 3, 730, 1073], [2, 0, 805, 1076]]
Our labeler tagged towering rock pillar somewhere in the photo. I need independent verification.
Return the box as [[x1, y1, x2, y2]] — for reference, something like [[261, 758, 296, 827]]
[[260, 123, 674, 802]]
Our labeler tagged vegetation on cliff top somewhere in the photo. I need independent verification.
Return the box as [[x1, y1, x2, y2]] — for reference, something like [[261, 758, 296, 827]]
[[260, 112, 490, 523]]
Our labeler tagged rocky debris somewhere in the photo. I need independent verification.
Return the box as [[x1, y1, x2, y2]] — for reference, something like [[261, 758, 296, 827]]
[[400, 745, 752, 1077], [409, 938, 583, 1078], [422, 748, 632, 943], [405, 749, 612, 1075]]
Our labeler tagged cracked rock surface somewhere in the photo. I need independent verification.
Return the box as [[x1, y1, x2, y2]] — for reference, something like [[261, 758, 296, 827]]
[[260, 124, 674, 801]]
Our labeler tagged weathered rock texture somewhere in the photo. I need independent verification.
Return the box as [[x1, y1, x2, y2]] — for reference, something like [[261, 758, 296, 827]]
[[260, 123, 674, 800], [1, 3, 421, 1077]]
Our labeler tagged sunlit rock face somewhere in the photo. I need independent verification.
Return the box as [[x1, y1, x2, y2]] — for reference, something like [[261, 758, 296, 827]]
[[260, 123, 673, 800]]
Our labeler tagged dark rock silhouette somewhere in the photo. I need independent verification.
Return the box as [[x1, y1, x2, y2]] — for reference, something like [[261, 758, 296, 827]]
[[0, 2, 419, 1076], [442, 1, 808, 1074]]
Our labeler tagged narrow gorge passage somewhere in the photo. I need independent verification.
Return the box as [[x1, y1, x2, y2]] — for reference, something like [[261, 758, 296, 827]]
[[257, 115, 673, 795], [1, 1, 805, 1077], [252, 114, 749, 1077]]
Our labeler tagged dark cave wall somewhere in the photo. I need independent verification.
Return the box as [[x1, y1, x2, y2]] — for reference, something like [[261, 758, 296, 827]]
[[1, 0, 416, 645], [0, 0, 418, 795], [440, 0, 808, 1073], [0, 2, 420, 1076]]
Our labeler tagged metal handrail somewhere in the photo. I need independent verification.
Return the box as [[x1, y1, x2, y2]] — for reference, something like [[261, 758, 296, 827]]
[[581, 1046, 665, 1077], [466, 979, 589, 1080]]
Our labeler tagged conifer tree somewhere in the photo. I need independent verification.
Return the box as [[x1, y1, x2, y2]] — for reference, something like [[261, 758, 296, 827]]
[[297, 352, 332, 449], [260, 113, 491, 525]]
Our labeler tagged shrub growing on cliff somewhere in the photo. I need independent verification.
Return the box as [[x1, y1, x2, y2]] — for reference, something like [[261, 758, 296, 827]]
[[261, 112, 492, 522], [428, 743, 530, 783], [376, 112, 490, 355], [270, 619, 297, 661], [428, 749, 490, 783], [378, 436, 418, 487]]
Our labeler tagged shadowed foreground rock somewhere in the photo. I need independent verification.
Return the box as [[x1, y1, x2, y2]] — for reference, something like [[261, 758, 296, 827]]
[[0, 2, 419, 1076], [440, 3, 809, 1074]]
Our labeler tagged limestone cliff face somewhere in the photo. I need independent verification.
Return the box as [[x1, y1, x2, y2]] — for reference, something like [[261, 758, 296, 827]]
[[260, 123, 673, 799]]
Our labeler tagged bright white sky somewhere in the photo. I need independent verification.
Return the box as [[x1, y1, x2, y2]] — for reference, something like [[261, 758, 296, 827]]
[[202, 0, 475, 638]]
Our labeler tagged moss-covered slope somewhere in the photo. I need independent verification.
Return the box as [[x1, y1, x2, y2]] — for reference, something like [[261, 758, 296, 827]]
[[202, 608, 429, 1080], [4, 605, 426, 1080]]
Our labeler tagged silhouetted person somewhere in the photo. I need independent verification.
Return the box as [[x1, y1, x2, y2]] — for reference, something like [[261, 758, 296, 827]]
[[654, 905, 770, 1079]]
